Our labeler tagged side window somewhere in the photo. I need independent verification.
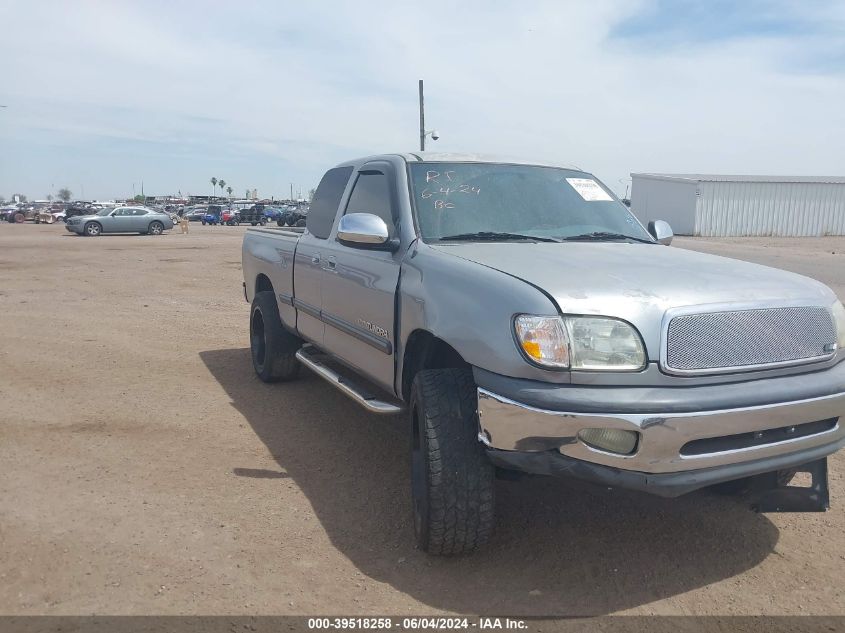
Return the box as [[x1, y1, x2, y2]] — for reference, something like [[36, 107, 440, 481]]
[[133, 209, 149, 216], [307, 166, 354, 239], [114, 208, 130, 216], [344, 172, 395, 236]]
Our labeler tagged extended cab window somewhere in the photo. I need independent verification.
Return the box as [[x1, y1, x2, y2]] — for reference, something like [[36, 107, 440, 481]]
[[344, 172, 395, 237], [307, 166, 354, 239]]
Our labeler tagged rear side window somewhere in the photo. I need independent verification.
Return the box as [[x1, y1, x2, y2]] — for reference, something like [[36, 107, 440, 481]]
[[307, 166, 354, 239], [344, 172, 395, 237]]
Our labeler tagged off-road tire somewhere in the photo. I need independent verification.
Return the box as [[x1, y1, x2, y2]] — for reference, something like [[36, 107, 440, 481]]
[[410, 368, 495, 555], [250, 291, 301, 383]]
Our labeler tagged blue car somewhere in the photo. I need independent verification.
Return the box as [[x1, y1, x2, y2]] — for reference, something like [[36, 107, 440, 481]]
[[263, 206, 283, 222], [201, 205, 223, 225]]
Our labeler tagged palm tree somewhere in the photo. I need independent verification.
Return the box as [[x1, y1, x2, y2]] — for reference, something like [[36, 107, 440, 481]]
[[210, 177, 217, 198], [218, 179, 226, 198], [226, 186, 233, 198]]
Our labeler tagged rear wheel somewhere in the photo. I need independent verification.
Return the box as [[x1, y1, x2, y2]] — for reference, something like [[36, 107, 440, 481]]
[[250, 291, 301, 383], [148, 221, 164, 235], [13, 212, 25, 223], [84, 222, 101, 236], [410, 368, 495, 555]]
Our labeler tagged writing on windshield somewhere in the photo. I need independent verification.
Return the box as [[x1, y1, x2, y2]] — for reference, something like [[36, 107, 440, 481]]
[[409, 162, 651, 243]]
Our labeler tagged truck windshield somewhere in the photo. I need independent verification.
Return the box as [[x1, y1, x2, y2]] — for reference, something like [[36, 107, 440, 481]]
[[409, 162, 653, 243]]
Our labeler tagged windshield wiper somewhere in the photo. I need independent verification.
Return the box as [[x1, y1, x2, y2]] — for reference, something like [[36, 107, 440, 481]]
[[438, 231, 561, 243], [563, 231, 654, 244]]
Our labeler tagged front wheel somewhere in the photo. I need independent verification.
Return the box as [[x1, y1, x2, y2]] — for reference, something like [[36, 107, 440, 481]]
[[410, 368, 495, 555], [250, 291, 301, 383], [84, 222, 101, 236]]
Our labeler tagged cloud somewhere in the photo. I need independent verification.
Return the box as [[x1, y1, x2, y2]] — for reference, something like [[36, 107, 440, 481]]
[[0, 0, 843, 199]]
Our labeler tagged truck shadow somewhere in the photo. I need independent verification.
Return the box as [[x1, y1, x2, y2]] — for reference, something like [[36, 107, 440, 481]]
[[201, 347, 779, 616]]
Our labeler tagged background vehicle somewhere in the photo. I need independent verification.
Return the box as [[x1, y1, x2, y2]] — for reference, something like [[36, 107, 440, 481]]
[[276, 204, 308, 227], [240, 204, 267, 226], [185, 207, 208, 222], [202, 205, 223, 225], [2, 204, 25, 223], [64, 203, 96, 222], [242, 153, 845, 555], [222, 209, 241, 225], [65, 206, 174, 236]]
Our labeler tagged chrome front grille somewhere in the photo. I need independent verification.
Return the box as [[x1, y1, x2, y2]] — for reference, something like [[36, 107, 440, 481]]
[[665, 306, 836, 374]]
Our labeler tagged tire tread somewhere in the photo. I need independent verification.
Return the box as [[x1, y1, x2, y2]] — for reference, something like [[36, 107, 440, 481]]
[[412, 368, 494, 555]]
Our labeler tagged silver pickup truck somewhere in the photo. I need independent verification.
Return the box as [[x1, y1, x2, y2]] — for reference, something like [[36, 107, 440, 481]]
[[242, 153, 845, 555]]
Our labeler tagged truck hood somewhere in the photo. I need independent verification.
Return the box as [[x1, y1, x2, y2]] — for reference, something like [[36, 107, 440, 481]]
[[431, 242, 837, 360]]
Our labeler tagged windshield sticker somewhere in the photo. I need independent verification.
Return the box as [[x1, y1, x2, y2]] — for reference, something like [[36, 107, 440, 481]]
[[566, 178, 613, 201]]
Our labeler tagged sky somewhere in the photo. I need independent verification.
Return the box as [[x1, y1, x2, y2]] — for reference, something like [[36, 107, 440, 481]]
[[1, 0, 844, 201]]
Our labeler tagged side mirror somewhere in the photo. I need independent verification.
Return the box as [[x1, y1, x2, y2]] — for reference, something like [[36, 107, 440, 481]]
[[648, 220, 673, 245], [337, 213, 398, 250]]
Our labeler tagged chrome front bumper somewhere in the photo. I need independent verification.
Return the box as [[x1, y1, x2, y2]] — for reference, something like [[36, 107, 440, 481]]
[[477, 388, 845, 474]]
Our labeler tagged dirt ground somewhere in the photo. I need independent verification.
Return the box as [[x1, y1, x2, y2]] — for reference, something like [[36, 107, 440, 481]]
[[1, 223, 844, 617]]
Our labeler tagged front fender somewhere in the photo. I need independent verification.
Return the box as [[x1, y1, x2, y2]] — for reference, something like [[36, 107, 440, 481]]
[[397, 241, 571, 387]]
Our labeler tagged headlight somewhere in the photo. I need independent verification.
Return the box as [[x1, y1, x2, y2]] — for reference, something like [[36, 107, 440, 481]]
[[566, 316, 646, 370], [514, 314, 646, 371], [513, 315, 570, 368], [832, 300, 845, 349]]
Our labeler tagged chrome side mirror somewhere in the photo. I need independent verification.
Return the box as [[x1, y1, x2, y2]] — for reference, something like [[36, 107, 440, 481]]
[[337, 213, 395, 249], [648, 220, 673, 245]]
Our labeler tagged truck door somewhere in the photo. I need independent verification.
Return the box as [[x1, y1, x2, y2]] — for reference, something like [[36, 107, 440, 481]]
[[292, 166, 353, 345], [320, 162, 402, 393]]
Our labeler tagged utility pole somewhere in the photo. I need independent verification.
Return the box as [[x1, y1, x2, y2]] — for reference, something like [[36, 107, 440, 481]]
[[290, 183, 293, 201], [419, 79, 425, 152]]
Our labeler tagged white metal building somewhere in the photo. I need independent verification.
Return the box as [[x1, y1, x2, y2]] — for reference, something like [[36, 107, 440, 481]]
[[630, 173, 845, 237]]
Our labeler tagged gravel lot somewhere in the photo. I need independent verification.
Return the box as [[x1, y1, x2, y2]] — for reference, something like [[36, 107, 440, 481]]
[[1, 223, 844, 616]]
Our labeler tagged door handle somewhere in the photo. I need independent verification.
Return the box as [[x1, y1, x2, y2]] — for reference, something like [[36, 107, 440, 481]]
[[311, 254, 321, 264], [325, 256, 337, 272]]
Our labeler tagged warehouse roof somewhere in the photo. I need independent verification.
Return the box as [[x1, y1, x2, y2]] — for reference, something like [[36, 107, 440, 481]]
[[631, 173, 845, 184]]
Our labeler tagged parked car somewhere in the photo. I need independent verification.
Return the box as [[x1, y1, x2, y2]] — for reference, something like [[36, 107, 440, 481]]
[[64, 203, 95, 222], [185, 207, 208, 222], [240, 204, 267, 226], [275, 204, 308, 227], [1, 205, 25, 223], [262, 206, 283, 222], [242, 153, 845, 554], [222, 209, 241, 225], [202, 205, 223, 225], [65, 206, 174, 236]]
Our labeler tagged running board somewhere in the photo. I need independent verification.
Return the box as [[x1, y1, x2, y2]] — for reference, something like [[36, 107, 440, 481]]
[[295, 346, 405, 415]]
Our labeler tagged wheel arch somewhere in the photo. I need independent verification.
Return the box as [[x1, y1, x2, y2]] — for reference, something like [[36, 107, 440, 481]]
[[255, 273, 274, 297], [401, 329, 470, 401]]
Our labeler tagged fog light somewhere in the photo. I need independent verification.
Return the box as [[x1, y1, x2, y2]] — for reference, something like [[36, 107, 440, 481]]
[[577, 428, 639, 455]]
